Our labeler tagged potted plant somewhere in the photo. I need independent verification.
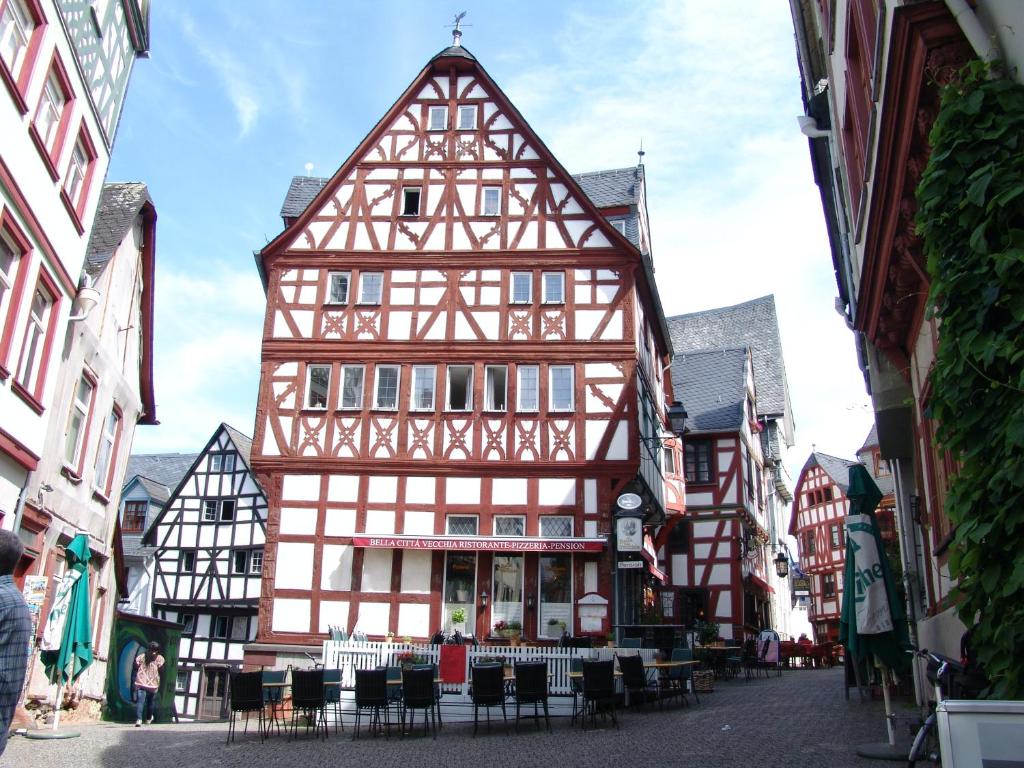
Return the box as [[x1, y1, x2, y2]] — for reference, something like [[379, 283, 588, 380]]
[[546, 617, 562, 638], [396, 651, 426, 670], [451, 606, 467, 633], [695, 619, 721, 647], [494, 620, 522, 646], [384, 631, 394, 644]]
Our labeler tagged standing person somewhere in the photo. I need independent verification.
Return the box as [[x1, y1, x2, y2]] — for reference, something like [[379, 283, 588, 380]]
[[133, 642, 164, 726], [0, 530, 31, 757]]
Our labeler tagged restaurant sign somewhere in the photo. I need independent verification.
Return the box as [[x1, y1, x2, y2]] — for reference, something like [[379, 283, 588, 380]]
[[792, 576, 810, 595], [352, 535, 606, 553]]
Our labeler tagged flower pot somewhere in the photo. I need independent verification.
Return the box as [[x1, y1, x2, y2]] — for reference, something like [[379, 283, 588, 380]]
[[507, 631, 521, 647]]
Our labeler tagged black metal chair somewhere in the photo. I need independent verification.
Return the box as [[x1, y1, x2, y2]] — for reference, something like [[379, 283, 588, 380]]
[[569, 657, 584, 723], [742, 639, 762, 681], [580, 659, 618, 730], [401, 666, 438, 739], [323, 667, 345, 734], [227, 670, 264, 744], [658, 648, 696, 707], [616, 654, 659, 709], [289, 669, 327, 740], [513, 661, 550, 733], [261, 669, 286, 737], [470, 663, 507, 736], [353, 668, 390, 739], [384, 665, 403, 723]]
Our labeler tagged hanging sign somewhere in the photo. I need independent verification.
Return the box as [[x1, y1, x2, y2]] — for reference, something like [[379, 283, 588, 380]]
[[616, 516, 643, 552]]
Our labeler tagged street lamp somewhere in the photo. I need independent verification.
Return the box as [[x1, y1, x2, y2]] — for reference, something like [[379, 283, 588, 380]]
[[480, 590, 488, 608], [774, 551, 789, 578], [667, 401, 688, 435]]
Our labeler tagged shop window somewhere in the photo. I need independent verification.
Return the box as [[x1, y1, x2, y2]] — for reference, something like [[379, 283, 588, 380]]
[[446, 364, 473, 411], [491, 554, 523, 627], [443, 552, 476, 630], [539, 554, 571, 638]]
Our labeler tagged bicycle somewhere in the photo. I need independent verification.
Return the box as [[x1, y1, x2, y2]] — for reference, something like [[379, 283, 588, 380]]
[[905, 648, 983, 767]]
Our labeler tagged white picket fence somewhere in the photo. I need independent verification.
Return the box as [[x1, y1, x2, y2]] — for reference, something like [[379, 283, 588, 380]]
[[318, 641, 660, 722]]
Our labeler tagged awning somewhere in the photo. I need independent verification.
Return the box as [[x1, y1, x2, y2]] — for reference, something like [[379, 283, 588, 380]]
[[640, 534, 666, 582], [746, 574, 775, 594], [351, 534, 607, 553]]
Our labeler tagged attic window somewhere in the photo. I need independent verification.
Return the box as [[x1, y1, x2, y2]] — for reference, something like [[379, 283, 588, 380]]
[[457, 105, 476, 130], [428, 105, 447, 131], [402, 188, 421, 217], [610, 219, 626, 235]]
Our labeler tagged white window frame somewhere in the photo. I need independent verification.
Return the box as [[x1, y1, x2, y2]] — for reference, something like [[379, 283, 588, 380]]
[[0, 229, 20, 318], [549, 365, 575, 412], [93, 407, 120, 491], [484, 365, 507, 412], [220, 499, 236, 521], [202, 499, 217, 522], [539, 516, 574, 537], [457, 104, 476, 130], [482, 186, 500, 216], [610, 218, 626, 235], [210, 454, 223, 472], [542, 271, 565, 304], [373, 364, 401, 410], [410, 365, 436, 411], [250, 550, 263, 574], [494, 515, 525, 537], [180, 551, 196, 573], [174, 671, 189, 693], [232, 550, 248, 574], [305, 363, 331, 409], [446, 514, 479, 535], [662, 445, 676, 475], [510, 272, 532, 304], [446, 364, 474, 412], [428, 105, 448, 131], [16, 284, 52, 392], [63, 137, 88, 207], [63, 374, 95, 468], [401, 187, 421, 217], [340, 364, 365, 410], [358, 271, 383, 304], [517, 365, 539, 412], [223, 454, 235, 473], [327, 271, 350, 304], [0, 0, 33, 77], [34, 72, 65, 151]]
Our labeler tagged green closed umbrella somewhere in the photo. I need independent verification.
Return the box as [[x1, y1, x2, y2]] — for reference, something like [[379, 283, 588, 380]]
[[839, 464, 909, 754], [39, 533, 93, 731]]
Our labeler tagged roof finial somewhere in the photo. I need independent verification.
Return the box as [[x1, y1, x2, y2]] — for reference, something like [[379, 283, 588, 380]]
[[637, 137, 645, 165], [450, 11, 467, 47]]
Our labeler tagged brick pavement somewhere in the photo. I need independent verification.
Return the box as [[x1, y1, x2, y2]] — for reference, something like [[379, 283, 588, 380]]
[[4, 667, 906, 768]]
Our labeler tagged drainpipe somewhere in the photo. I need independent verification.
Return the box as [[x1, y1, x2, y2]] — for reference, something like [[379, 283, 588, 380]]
[[944, 0, 1001, 65], [11, 470, 34, 536], [892, 459, 926, 709]]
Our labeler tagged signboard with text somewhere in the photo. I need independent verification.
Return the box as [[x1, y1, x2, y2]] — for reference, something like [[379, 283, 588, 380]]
[[352, 535, 606, 553]]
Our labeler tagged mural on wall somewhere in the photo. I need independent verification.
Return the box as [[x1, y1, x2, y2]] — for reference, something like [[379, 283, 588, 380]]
[[103, 611, 182, 723]]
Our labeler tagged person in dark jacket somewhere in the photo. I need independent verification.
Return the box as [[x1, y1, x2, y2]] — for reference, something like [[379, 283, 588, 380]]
[[0, 530, 31, 756]]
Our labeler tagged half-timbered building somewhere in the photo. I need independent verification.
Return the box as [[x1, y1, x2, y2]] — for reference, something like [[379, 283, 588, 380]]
[[247, 36, 681, 662], [666, 296, 798, 639], [144, 424, 267, 720]]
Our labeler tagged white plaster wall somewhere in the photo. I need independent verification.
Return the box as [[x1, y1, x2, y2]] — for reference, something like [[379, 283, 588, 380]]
[[275, 542, 314, 589], [361, 548, 393, 592], [400, 550, 431, 593], [321, 544, 353, 591], [272, 598, 311, 632]]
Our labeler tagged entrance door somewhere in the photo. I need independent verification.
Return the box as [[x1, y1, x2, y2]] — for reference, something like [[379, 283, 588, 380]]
[[199, 666, 228, 720]]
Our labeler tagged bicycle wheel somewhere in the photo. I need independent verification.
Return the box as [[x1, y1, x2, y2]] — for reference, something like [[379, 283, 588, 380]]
[[907, 715, 940, 767]]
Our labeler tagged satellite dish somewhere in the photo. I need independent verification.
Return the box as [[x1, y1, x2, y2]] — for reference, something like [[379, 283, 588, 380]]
[[616, 492, 642, 510]]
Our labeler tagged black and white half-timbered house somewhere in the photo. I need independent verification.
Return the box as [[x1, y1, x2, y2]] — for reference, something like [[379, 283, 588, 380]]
[[143, 424, 268, 719]]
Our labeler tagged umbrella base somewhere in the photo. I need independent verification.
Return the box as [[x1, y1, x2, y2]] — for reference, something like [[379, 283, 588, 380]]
[[23, 730, 81, 740], [855, 742, 908, 761]]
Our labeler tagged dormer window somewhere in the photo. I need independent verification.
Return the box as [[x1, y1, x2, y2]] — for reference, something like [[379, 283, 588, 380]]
[[610, 219, 626, 235], [401, 187, 421, 217], [428, 105, 447, 131], [457, 104, 476, 130]]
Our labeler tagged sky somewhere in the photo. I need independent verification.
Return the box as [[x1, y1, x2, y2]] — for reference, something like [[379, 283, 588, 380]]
[[108, 0, 874, 488]]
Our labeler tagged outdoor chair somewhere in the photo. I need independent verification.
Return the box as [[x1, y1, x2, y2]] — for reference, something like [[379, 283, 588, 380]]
[[289, 669, 327, 740], [513, 661, 551, 733], [227, 670, 264, 744], [616, 653, 659, 709], [725, 640, 742, 679], [742, 639, 765, 681], [353, 668, 390, 740], [620, 637, 643, 649], [569, 657, 584, 723], [384, 665, 403, 722], [470, 663, 507, 736], [413, 663, 444, 729], [660, 648, 697, 707], [401, 666, 438, 739], [580, 659, 618, 730], [323, 667, 345, 734], [261, 669, 287, 737]]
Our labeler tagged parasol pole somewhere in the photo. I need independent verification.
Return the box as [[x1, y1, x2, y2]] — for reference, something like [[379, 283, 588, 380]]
[[879, 663, 895, 746], [52, 682, 63, 731]]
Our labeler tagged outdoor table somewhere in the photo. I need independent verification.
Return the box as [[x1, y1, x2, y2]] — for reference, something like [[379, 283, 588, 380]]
[[262, 681, 290, 736]]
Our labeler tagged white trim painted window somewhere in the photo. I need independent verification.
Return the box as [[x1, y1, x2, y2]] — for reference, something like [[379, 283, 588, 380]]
[[446, 365, 473, 411], [428, 105, 448, 131], [63, 138, 88, 207], [482, 186, 500, 216], [510, 272, 531, 304], [549, 365, 574, 411], [411, 365, 436, 411], [93, 407, 120, 490], [373, 364, 400, 410], [63, 374, 95, 467], [340, 364, 365, 409], [494, 515, 525, 537], [610, 219, 626, 235], [0, 0, 33, 77], [540, 516, 573, 537], [34, 73, 65, 151], [358, 272, 384, 304], [446, 515, 479, 535], [16, 284, 53, 391], [305, 364, 330, 409], [542, 271, 564, 303], [401, 187, 421, 217], [327, 271, 350, 304], [202, 499, 217, 521], [232, 551, 249, 574], [457, 104, 476, 130], [0, 230, 20, 317], [250, 550, 263, 574], [484, 365, 507, 411], [517, 365, 539, 412]]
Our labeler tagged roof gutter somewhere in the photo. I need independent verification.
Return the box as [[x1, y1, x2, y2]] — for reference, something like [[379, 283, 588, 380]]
[[944, 0, 1001, 65]]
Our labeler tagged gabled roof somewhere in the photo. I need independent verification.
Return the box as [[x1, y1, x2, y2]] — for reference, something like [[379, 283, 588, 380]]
[[135, 476, 172, 506], [804, 451, 858, 494], [280, 176, 328, 219], [124, 452, 198, 493], [223, 423, 254, 465], [670, 347, 749, 433], [85, 183, 153, 274], [859, 424, 879, 452], [668, 295, 792, 421], [571, 167, 639, 208]]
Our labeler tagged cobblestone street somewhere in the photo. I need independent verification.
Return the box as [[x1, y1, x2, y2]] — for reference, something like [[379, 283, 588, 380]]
[[5, 668, 907, 768]]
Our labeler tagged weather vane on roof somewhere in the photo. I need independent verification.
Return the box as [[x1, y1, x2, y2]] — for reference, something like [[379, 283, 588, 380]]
[[447, 11, 470, 47]]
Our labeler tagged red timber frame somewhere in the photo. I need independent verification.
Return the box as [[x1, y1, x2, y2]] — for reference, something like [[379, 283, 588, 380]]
[[250, 49, 675, 647]]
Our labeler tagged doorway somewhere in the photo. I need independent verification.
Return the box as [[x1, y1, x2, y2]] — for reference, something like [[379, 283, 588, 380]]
[[198, 666, 229, 720]]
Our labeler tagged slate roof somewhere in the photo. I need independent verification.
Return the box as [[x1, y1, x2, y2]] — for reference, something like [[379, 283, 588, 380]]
[[667, 295, 791, 419], [670, 347, 748, 433], [122, 540, 155, 560], [430, 44, 476, 62], [859, 424, 878, 452], [124, 453, 197, 496], [223, 423, 254, 465], [85, 183, 153, 275], [571, 167, 639, 208], [280, 176, 328, 219], [804, 451, 859, 494]]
